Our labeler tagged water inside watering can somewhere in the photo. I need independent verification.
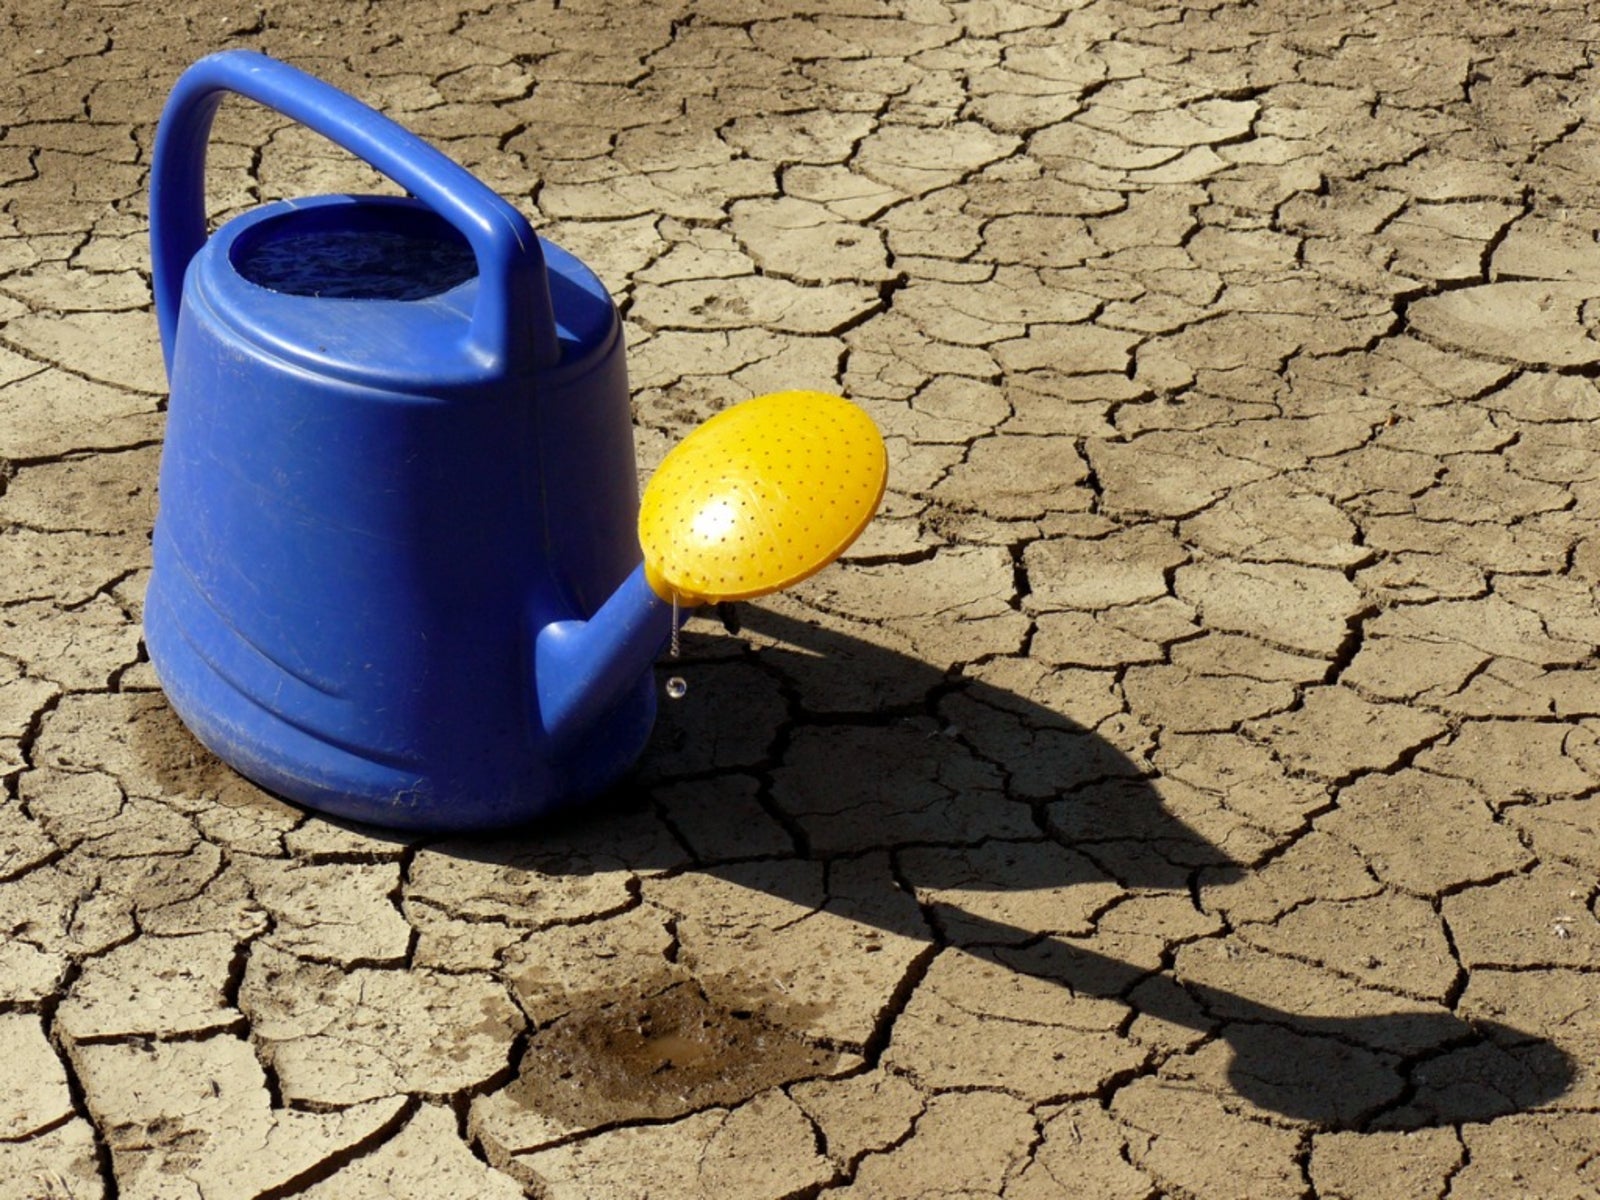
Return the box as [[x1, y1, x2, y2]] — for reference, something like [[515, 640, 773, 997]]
[[235, 226, 478, 301]]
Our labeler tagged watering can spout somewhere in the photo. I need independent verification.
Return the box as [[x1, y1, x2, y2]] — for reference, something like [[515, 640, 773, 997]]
[[535, 565, 675, 745], [536, 390, 888, 747]]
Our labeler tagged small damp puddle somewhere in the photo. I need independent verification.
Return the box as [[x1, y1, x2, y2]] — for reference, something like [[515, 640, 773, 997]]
[[503, 980, 843, 1127]]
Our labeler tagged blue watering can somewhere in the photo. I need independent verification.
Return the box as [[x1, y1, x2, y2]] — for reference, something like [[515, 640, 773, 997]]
[[145, 51, 886, 831]]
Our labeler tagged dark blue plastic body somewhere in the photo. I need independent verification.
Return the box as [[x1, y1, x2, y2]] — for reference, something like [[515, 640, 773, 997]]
[[146, 51, 665, 830]]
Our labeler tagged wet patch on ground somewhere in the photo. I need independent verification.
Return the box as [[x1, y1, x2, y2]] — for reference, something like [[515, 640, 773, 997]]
[[502, 980, 845, 1129]]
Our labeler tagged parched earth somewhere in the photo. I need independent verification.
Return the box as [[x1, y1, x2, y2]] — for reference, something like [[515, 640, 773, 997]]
[[3, 0, 1600, 1196]]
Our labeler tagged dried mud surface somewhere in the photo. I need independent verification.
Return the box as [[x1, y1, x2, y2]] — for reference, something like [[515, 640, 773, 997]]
[[4, 0, 1600, 1197]]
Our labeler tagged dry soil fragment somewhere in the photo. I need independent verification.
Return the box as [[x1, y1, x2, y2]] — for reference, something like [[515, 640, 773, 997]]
[[1125, 664, 1295, 734], [853, 121, 1019, 194], [1032, 609, 1166, 667], [945, 685, 1146, 804], [1494, 216, 1600, 284], [957, 654, 1127, 731], [1341, 634, 1489, 703], [1442, 863, 1600, 970], [631, 274, 880, 334], [1320, 769, 1533, 895], [541, 158, 775, 222], [0, 371, 163, 460], [0, 446, 159, 535], [901, 269, 1101, 345], [5, 308, 163, 391], [656, 773, 795, 861], [885, 948, 1145, 1099], [1428, 657, 1576, 720], [0, 662, 54, 774], [784, 164, 905, 223], [301, 1102, 522, 1199], [137, 857, 267, 942], [1182, 480, 1367, 567], [0, 938, 68, 1006], [902, 376, 1012, 444], [1418, 453, 1571, 525], [0, 858, 134, 962], [1365, 514, 1570, 576], [805, 544, 1025, 661], [0, 788, 57, 880], [55, 930, 241, 1042], [1176, 559, 1361, 657], [836, 1090, 1038, 1198], [1025, 524, 1187, 611], [242, 857, 410, 965], [730, 196, 891, 283], [1113, 1076, 1305, 1200], [1156, 730, 1332, 836], [1238, 892, 1458, 1002], [1164, 1026, 1407, 1130], [0, 1013, 74, 1139], [1202, 829, 1381, 924], [70, 1035, 405, 1199], [31, 692, 269, 808], [1309, 1127, 1463, 1200], [1506, 795, 1600, 874], [1246, 687, 1448, 781], [0, 1120, 106, 1200], [1416, 719, 1597, 803], [993, 321, 1142, 376], [1497, 573, 1600, 647], [1409, 281, 1600, 367], [1177, 936, 1459, 1049], [848, 309, 1000, 384], [1048, 767, 1270, 885], [81, 843, 224, 927], [506, 1088, 832, 1200], [1483, 370, 1600, 423], [1451, 1113, 1600, 1198], [240, 944, 526, 1106], [643, 655, 792, 774], [899, 839, 1123, 946], [1510, 421, 1600, 490], [982, 212, 1102, 267], [1081, 97, 1254, 149], [789, 1069, 924, 1169], [1006, 1100, 1156, 1200], [406, 810, 679, 927], [722, 109, 876, 165], [933, 434, 1094, 519], [1356, 553, 1486, 607], [0, 528, 144, 608], [41, 788, 197, 862], [1007, 370, 1137, 437], [0, 600, 141, 693], [282, 813, 414, 859]]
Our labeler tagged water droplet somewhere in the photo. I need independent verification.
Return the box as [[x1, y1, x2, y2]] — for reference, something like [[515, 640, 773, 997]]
[[666, 676, 688, 700]]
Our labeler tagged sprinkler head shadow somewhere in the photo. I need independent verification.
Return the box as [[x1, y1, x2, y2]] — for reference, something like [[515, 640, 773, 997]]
[[640, 605, 1577, 1130]]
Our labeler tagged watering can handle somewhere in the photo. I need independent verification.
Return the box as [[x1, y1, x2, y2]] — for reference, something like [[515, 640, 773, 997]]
[[149, 49, 560, 378]]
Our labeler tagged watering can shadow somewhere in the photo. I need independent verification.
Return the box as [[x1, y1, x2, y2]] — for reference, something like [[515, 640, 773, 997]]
[[431, 604, 1576, 1133], [144, 50, 885, 833]]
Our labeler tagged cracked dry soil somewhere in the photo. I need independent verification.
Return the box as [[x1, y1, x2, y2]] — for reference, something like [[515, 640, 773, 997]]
[[3, 0, 1600, 1197]]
